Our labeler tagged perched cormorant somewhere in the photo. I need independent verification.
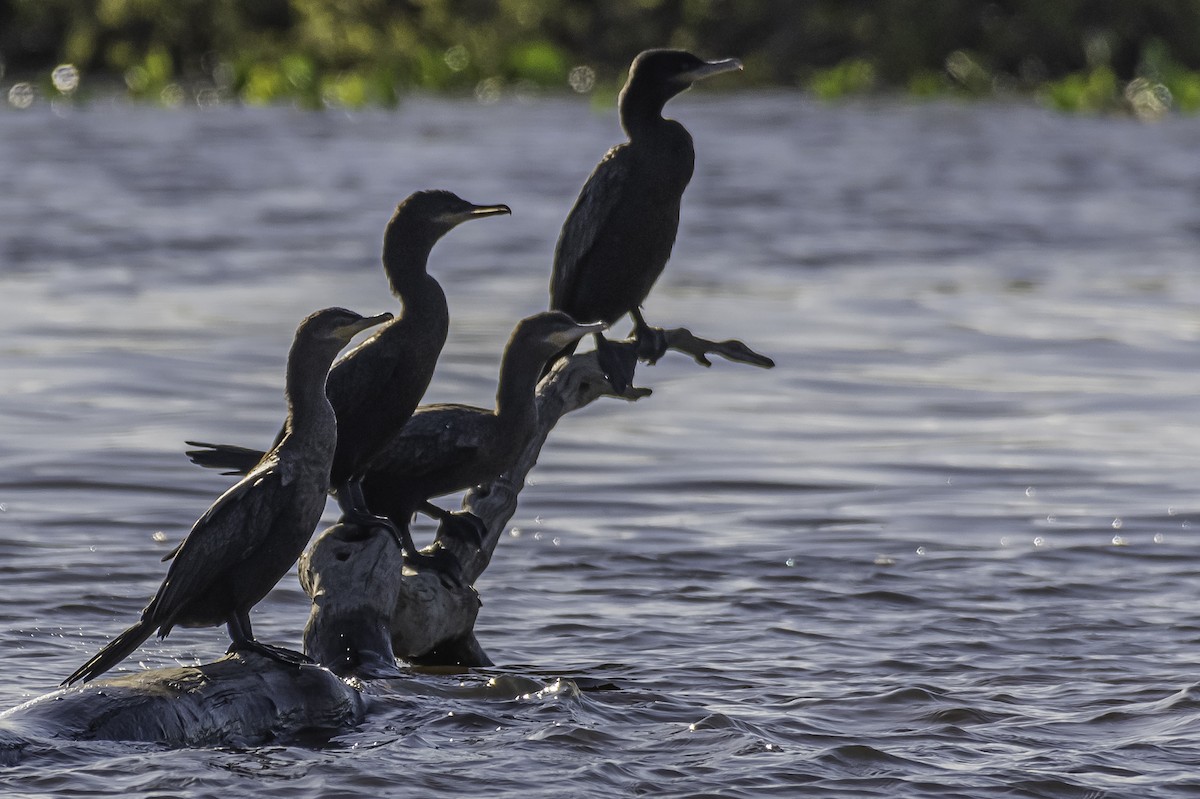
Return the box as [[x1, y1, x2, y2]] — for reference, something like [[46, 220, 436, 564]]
[[549, 49, 742, 391], [358, 311, 603, 565], [186, 191, 512, 565], [63, 307, 391, 686]]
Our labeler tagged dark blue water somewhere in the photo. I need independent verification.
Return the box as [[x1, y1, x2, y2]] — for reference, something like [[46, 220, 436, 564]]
[[2, 93, 1200, 797]]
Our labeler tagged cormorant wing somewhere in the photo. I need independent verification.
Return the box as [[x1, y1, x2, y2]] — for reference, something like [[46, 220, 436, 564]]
[[373, 404, 486, 481], [147, 457, 289, 624], [550, 144, 633, 312]]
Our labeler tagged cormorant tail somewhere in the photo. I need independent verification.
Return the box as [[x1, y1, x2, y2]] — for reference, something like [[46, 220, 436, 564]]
[[183, 441, 265, 476], [62, 618, 156, 686]]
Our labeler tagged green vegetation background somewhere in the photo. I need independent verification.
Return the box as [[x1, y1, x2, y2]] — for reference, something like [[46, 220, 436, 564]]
[[3, 0, 1200, 113]]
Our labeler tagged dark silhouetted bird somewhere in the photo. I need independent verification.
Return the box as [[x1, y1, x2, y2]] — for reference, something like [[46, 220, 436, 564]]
[[359, 311, 603, 579], [64, 307, 391, 685], [549, 49, 741, 391], [186, 191, 511, 565]]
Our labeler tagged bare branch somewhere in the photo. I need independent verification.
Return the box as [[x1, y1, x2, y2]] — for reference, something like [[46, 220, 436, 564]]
[[660, 327, 776, 369]]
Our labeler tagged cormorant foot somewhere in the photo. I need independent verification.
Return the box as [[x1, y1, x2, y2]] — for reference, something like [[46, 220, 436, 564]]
[[419, 501, 486, 549], [339, 509, 409, 551], [595, 340, 639, 395], [228, 639, 314, 667], [442, 510, 487, 549], [634, 324, 669, 365], [403, 547, 471, 591]]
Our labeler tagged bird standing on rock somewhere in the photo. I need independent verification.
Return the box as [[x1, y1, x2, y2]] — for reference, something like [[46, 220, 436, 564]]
[[549, 49, 742, 391], [186, 191, 512, 567], [64, 307, 391, 686]]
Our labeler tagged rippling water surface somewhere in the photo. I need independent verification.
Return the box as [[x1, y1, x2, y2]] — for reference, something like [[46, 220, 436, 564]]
[[2, 93, 1200, 797]]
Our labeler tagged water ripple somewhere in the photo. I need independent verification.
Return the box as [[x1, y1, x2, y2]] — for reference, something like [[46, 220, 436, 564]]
[[4, 96, 1200, 797]]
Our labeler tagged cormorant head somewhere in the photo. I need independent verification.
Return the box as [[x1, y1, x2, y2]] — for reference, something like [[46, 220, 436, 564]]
[[511, 310, 606, 358], [302, 307, 393, 346], [622, 49, 743, 111], [393, 190, 512, 238]]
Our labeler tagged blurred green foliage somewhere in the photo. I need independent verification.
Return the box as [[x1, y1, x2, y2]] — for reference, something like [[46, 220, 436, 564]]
[[3, 0, 1200, 114]]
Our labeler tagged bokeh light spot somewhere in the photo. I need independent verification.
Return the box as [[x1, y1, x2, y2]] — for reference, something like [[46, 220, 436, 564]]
[[444, 45, 469, 72], [52, 63, 80, 94], [568, 65, 595, 93], [475, 77, 502, 104], [7, 82, 34, 109]]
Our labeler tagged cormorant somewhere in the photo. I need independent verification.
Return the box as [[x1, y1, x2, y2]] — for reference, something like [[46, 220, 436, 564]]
[[185, 191, 512, 565], [358, 311, 603, 566], [63, 307, 391, 686], [549, 49, 742, 391]]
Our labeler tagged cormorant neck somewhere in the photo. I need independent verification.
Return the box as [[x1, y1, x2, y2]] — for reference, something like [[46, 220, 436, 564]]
[[381, 217, 442, 298], [282, 337, 339, 443], [619, 81, 676, 140], [493, 342, 543, 425], [390, 271, 447, 322]]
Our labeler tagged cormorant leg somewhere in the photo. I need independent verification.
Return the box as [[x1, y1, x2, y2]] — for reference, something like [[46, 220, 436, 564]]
[[419, 501, 487, 548], [593, 332, 639, 394], [337, 479, 409, 551], [393, 516, 452, 577], [630, 308, 668, 364], [225, 611, 312, 666], [398, 501, 474, 589], [336, 485, 477, 590], [346, 488, 456, 579]]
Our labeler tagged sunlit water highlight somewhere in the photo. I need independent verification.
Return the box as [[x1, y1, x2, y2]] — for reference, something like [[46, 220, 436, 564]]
[[2, 94, 1200, 797]]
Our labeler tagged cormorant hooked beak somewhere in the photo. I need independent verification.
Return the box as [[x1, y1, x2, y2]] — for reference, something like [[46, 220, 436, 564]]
[[680, 57, 743, 83], [552, 320, 607, 349], [334, 311, 393, 340], [443, 203, 512, 227]]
